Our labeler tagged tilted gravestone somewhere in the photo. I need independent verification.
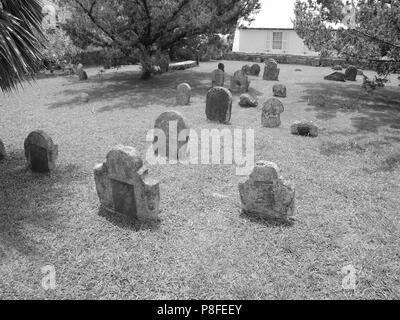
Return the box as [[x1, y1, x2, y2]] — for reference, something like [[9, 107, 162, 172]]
[[273, 84, 287, 98], [291, 121, 319, 137], [263, 59, 280, 81], [261, 98, 284, 128], [24, 130, 58, 172], [250, 64, 261, 76], [230, 70, 250, 93], [239, 94, 258, 108], [345, 65, 358, 81], [94, 145, 160, 221], [0, 139, 6, 161], [239, 161, 295, 220], [176, 83, 191, 105], [153, 111, 190, 159], [324, 72, 346, 82], [206, 87, 233, 124]]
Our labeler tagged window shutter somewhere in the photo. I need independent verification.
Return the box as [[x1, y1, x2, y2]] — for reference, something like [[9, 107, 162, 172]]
[[282, 32, 288, 51], [266, 32, 271, 51]]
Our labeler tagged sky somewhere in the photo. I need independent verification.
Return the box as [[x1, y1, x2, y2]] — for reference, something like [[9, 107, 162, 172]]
[[244, 0, 297, 28]]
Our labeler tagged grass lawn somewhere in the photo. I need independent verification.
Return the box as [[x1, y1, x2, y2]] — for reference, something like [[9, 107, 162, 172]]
[[0, 61, 400, 300]]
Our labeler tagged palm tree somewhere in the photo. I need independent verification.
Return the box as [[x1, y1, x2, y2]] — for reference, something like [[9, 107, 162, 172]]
[[0, 0, 44, 92]]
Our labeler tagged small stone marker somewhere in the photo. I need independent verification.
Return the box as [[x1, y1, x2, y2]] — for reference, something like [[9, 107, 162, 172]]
[[261, 98, 284, 128], [0, 139, 6, 161], [345, 65, 358, 81], [153, 111, 190, 159], [263, 59, 280, 81], [241, 65, 251, 75], [230, 70, 250, 93], [206, 87, 233, 124], [273, 84, 287, 98], [78, 70, 88, 80], [324, 72, 346, 82], [211, 69, 225, 87], [239, 161, 295, 220], [80, 93, 89, 103], [291, 121, 319, 137], [24, 130, 58, 172], [239, 94, 258, 108], [94, 145, 160, 221], [176, 83, 191, 105], [250, 64, 261, 76]]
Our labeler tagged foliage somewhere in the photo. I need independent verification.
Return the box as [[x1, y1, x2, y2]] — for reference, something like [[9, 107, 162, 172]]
[[60, 0, 260, 78], [0, 0, 44, 92]]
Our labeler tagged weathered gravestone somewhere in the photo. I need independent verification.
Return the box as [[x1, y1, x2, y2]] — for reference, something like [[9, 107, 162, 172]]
[[24, 130, 58, 172], [153, 111, 190, 159], [239, 161, 295, 220], [241, 65, 252, 75], [230, 70, 250, 93], [291, 121, 319, 137], [206, 87, 233, 124], [263, 59, 280, 81], [0, 139, 6, 161], [250, 64, 261, 76], [211, 69, 225, 87], [324, 72, 346, 82], [273, 84, 287, 98], [94, 145, 160, 221], [345, 65, 358, 81], [239, 94, 258, 108], [261, 98, 284, 128], [176, 83, 191, 105]]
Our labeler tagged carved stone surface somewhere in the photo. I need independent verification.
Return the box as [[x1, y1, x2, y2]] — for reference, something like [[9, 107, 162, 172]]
[[230, 70, 250, 93], [273, 84, 287, 98], [261, 98, 284, 128], [263, 59, 280, 81], [291, 121, 319, 137], [176, 83, 191, 105], [239, 161, 295, 220], [206, 87, 233, 124], [94, 145, 160, 221], [24, 130, 58, 172]]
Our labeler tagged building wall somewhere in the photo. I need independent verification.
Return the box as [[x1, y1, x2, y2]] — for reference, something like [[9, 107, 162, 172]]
[[234, 29, 318, 56]]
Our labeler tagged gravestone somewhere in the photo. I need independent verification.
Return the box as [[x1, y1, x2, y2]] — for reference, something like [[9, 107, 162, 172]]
[[206, 87, 233, 124], [239, 94, 258, 108], [250, 64, 261, 76], [94, 145, 160, 221], [241, 64, 252, 75], [78, 70, 88, 80], [324, 72, 346, 82], [291, 121, 319, 137], [176, 83, 191, 105], [24, 130, 58, 172], [345, 65, 358, 81], [230, 70, 250, 93], [153, 111, 190, 159], [239, 161, 295, 220], [273, 84, 287, 98], [0, 139, 5, 161], [80, 93, 89, 103], [261, 98, 284, 128], [263, 59, 280, 81], [211, 69, 225, 87]]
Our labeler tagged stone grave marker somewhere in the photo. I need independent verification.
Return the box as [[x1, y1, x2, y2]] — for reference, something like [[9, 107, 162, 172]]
[[324, 72, 346, 82], [230, 70, 250, 93], [206, 87, 233, 124], [239, 94, 258, 108], [291, 121, 319, 137], [176, 83, 191, 105], [250, 64, 261, 76], [345, 65, 358, 81], [24, 130, 58, 172], [94, 145, 160, 221], [263, 59, 280, 81], [239, 161, 295, 220], [273, 84, 287, 98], [261, 98, 284, 128]]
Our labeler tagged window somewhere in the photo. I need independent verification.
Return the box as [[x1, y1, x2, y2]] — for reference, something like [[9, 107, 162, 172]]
[[272, 32, 283, 50]]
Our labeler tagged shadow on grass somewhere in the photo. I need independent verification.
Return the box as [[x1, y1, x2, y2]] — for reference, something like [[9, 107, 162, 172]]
[[0, 150, 86, 257], [240, 211, 294, 228], [46, 70, 263, 112], [98, 207, 161, 232], [298, 82, 400, 132]]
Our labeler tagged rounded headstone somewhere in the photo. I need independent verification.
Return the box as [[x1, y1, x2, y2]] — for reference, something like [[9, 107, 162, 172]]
[[263, 59, 280, 81], [24, 130, 58, 172], [0, 139, 6, 161], [206, 87, 233, 124], [345, 65, 358, 81], [176, 83, 191, 105], [261, 98, 284, 128], [241, 64, 251, 75], [250, 64, 261, 76], [273, 84, 287, 98], [291, 121, 319, 137]]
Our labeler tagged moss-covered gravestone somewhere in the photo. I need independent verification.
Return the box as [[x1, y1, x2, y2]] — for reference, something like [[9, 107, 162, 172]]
[[263, 59, 280, 81], [24, 131, 58, 172], [176, 83, 191, 105], [206, 87, 233, 124]]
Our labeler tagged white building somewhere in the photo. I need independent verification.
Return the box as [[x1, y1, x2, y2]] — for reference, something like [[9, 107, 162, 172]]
[[232, 0, 319, 56]]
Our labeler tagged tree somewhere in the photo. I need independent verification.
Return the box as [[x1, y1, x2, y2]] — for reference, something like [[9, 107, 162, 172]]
[[60, 0, 260, 79], [0, 0, 44, 92], [294, 0, 400, 75]]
